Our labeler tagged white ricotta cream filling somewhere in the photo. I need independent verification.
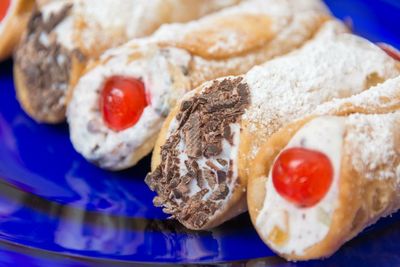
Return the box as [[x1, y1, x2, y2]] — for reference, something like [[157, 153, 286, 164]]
[[67, 45, 191, 170], [256, 116, 345, 256]]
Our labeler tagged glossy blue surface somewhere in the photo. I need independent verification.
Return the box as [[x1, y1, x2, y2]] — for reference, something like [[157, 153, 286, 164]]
[[0, 0, 399, 265]]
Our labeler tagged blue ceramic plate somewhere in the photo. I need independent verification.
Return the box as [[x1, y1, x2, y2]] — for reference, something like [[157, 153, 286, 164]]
[[0, 0, 400, 266]]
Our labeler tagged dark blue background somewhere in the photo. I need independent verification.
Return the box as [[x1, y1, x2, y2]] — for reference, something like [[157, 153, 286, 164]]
[[0, 0, 399, 266]]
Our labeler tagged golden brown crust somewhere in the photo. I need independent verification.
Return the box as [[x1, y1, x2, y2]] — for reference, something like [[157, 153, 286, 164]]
[[126, 132, 160, 171], [159, 9, 330, 61], [186, 17, 331, 89], [14, 63, 60, 123], [14, 63, 36, 119], [318, 90, 400, 117], [175, 14, 273, 60], [151, 105, 180, 172], [0, 0, 35, 61], [238, 121, 272, 186], [64, 54, 87, 107], [73, 0, 243, 59]]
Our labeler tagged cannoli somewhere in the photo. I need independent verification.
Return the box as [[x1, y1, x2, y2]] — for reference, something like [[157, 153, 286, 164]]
[[67, 0, 333, 171], [248, 85, 400, 260], [0, 0, 35, 61], [13, 0, 241, 123], [147, 29, 400, 230]]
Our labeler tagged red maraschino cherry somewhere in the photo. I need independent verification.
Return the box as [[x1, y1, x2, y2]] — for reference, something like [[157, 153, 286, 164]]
[[272, 147, 333, 207], [378, 43, 400, 61], [100, 76, 148, 132], [0, 0, 10, 22]]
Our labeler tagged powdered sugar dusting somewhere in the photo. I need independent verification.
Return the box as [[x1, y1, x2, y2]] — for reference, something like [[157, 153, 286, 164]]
[[314, 76, 400, 115], [345, 112, 400, 180], [41, 0, 241, 55], [242, 29, 400, 158], [152, 0, 330, 61], [154, 0, 329, 39]]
